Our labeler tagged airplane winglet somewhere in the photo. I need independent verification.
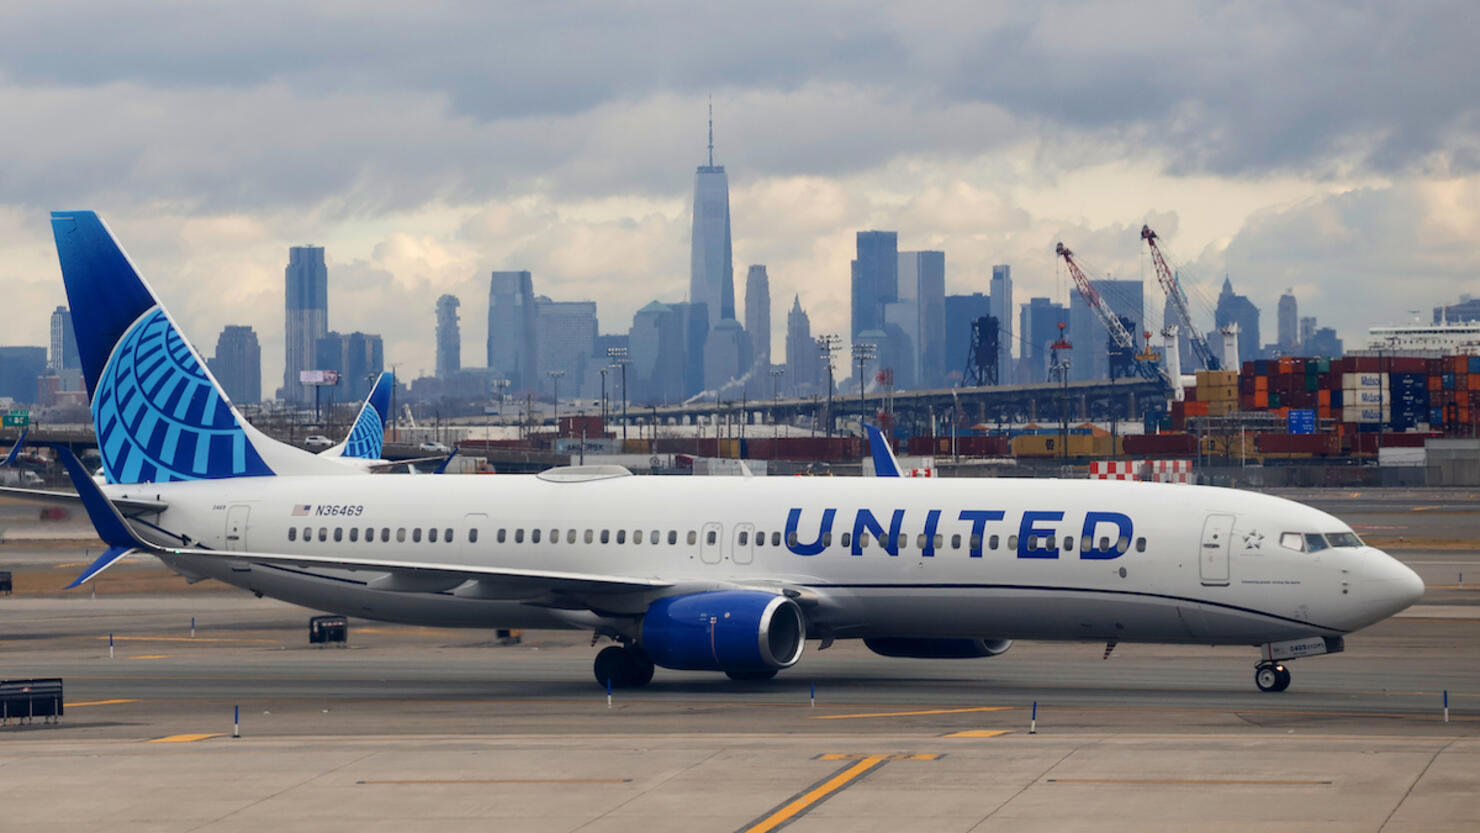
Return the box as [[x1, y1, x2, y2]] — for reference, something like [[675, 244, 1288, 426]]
[[2, 427, 27, 467], [865, 424, 901, 477], [48, 444, 152, 586], [432, 447, 458, 475]]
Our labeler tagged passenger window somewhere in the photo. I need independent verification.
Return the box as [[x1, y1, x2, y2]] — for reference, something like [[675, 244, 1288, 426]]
[[1116, 536, 1130, 553], [413, 528, 423, 543], [738, 531, 749, 546], [550, 528, 558, 543], [896, 534, 906, 549], [771, 532, 781, 547], [381, 528, 390, 542], [600, 530, 609, 544], [841, 532, 852, 548], [1280, 532, 1303, 551], [288, 527, 297, 542], [349, 528, 358, 542], [318, 528, 328, 542], [445, 527, 453, 543], [951, 534, 961, 549], [916, 534, 927, 549], [1008, 535, 1018, 549], [787, 531, 799, 547], [567, 529, 577, 544], [688, 531, 698, 545], [755, 531, 764, 548], [988, 534, 998, 550], [469, 529, 478, 543], [669, 531, 678, 545], [1135, 537, 1146, 552], [1304, 533, 1328, 552], [304, 527, 312, 541], [1099, 536, 1110, 552], [1027, 535, 1038, 550], [396, 528, 406, 543], [532, 529, 542, 544], [584, 529, 593, 544], [822, 532, 832, 547], [706, 530, 717, 545], [429, 528, 439, 543], [651, 529, 659, 544], [860, 535, 869, 549], [1064, 536, 1073, 551], [935, 534, 944, 548], [970, 534, 981, 551], [635, 530, 644, 544], [616, 530, 626, 544], [515, 529, 525, 543], [365, 527, 373, 541], [497, 529, 506, 543]]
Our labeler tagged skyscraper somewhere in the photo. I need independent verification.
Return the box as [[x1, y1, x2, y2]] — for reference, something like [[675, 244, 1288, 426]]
[[435, 294, 461, 379], [690, 108, 734, 331], [850, 231, 898, 340], [535, 297, 597, 398], [703, 318, 747, 393], [896, 250, 946, 389], [943, 292, 992, 384], [1277, 289, 1298, 352], [283, 245, 327, 404], [48, 306, 79, 373], [0, 346, 46, 404], [208, 325, 262, 405], [629, 301, 684, 405], [488, 271, 537, 392], [744, 265, 771, 370], [1019, 297, 1068, 384], [314, 331, 383, 404], [785, 295, 821, 396], [1068, 278, 1144, 381], [990, 265, 1013, 382], [1215, 276, 1262, 365]]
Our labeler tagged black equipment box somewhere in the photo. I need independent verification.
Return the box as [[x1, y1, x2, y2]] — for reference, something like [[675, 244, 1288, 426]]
[[309, 615, 348, 645]]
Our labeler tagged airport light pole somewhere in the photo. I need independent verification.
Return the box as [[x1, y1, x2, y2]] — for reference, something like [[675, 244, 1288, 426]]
[[599, 367, 608, 434], [818, 334, 840, 437], [770, 367, 785, 439], [853, 342, 877, 430], [607, 346, 628, 442], [492, 378, 510, 427], [546, 370, 564, 436]]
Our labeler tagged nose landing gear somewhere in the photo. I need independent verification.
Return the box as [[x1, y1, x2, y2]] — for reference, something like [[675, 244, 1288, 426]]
[[1255, 661, 1291, 692]]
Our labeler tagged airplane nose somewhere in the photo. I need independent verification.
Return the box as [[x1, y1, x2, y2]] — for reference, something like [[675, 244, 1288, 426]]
[[1365, 549, 1425, 612]]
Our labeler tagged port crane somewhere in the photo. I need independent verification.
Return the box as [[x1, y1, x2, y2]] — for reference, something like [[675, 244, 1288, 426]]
[[1054, 242, 1170, 386], [1140, 224, 1221, 371]]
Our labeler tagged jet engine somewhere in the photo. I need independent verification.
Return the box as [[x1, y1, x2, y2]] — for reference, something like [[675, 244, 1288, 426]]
[[863, 637, 1013, 659], [639, 590, 805, 673]]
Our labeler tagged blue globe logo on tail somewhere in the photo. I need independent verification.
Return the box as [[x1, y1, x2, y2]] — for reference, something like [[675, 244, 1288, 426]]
[[93, 306, 272, 483], [342, 405, 385, 459]]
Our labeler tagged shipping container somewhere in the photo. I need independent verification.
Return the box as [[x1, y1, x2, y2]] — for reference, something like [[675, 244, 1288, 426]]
[[1255, 433, 1339, 455], [1122, 433, 1196, 457]]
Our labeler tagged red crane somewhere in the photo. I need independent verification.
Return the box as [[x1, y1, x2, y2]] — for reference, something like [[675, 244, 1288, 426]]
[[1055, 242, 1169, 385], [1140, 224, 1220, 371]]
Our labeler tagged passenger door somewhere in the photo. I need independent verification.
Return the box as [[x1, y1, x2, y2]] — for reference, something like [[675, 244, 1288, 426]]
[[1199, 514, 1234, 586], [700, 522, 724, 564], [225, 505, 250, 552], [733, 522, 755, 565]]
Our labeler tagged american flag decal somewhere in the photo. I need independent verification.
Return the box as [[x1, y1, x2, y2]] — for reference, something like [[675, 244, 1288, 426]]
[[292, 504, 312, 516]]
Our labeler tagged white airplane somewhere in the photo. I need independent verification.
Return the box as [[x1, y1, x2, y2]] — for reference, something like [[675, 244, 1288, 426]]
[[318, 371, 395, 468], [48, 210, 1424, 692]]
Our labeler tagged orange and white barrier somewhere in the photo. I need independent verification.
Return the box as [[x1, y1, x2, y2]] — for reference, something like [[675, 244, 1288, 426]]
[[1090, 459, 1191, 483]]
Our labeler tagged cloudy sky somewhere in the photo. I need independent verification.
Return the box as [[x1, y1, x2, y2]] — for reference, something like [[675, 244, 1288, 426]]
[[3, 1, 1478, 392]]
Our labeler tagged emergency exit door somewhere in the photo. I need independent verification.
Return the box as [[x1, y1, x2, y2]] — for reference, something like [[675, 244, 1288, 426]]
[[1199, 514, 1234, 585]]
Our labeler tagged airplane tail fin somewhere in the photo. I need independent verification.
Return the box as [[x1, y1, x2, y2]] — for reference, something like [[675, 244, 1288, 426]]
[[328, 371, 394, 459], [865, 424, 902, 477], [51, 210, 351, 483], [2, 427, 27, 467]]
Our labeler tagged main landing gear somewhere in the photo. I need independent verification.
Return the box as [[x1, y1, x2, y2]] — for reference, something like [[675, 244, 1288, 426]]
[[593, 645, 654, 689], [1254, 661, 1292, 693]]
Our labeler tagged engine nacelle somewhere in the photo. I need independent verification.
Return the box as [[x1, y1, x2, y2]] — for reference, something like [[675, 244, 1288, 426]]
[[863, 637, 1013, 659], [640, 590, 805, 672]]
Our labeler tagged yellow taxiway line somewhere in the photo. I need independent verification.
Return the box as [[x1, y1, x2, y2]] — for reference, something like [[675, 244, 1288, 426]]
[[147, 734, 223, 743], [812, 705, 1012, 720], [67, 699, 137, 708], [739, 755, 890, 833]]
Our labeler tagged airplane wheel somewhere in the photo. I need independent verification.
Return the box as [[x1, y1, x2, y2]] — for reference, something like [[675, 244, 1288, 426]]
[[724, 669, 778, 682], [1274, 667, 1292, 692], [1255, 663, 1285, 693], [594, 646, 654, 688]]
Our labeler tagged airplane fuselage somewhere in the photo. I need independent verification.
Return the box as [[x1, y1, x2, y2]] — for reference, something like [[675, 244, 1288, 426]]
[[109, 472, 1419, 646]]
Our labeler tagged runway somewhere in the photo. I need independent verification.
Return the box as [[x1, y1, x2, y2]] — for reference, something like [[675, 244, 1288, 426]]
[[2, 489, 1478, 830]]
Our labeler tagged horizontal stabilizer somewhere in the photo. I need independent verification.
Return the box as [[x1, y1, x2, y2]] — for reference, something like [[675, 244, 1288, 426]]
[[65, 545, 137, 589], [48, 443, 153, 587]]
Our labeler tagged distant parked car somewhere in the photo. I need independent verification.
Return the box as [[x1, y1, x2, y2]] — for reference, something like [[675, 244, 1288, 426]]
[[419, 441, 451, 454], [304, 435, 335, 449]]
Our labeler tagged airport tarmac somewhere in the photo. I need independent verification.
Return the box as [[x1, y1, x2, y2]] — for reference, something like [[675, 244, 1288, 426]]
[[2, 489, 1479, 831]]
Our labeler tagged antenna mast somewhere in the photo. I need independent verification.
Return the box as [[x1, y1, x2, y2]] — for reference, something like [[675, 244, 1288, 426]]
[[707, 96, 714, 166]]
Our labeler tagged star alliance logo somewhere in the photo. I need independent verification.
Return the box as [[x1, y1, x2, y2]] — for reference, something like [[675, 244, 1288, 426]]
[[1242, 530, 1264, 550]]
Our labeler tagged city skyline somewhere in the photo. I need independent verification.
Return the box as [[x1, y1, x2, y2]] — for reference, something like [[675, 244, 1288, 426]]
[[2, 4, 1478, 390]]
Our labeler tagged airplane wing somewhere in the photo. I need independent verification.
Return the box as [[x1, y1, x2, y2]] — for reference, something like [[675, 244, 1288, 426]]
[[0, 485, 169, 515]]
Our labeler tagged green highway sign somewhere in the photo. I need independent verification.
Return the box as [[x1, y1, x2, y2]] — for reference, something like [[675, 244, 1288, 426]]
[[2, 410, 29, 428]]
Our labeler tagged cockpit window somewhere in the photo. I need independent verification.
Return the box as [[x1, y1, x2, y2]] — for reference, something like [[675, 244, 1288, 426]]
[[1325, 532, 1363, 548], [1304, 533, 1329, 552], [1280, 532, 1304, 551]]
